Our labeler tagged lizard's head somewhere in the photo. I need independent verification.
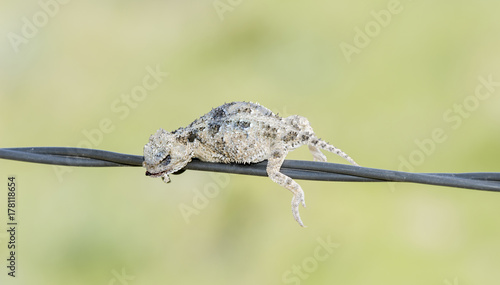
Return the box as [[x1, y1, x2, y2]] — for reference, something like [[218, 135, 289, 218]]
[[143, 128, 192, 183]]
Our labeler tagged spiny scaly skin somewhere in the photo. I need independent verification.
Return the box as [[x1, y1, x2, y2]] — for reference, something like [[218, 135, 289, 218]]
[[143, 101, 358, 227]]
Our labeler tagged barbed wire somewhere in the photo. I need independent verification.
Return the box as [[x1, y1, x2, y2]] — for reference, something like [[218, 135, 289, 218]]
[[1, 147, 500, 192]]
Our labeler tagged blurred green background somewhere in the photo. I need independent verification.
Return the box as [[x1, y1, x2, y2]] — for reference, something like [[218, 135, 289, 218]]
[[1, 0, 500, 284]]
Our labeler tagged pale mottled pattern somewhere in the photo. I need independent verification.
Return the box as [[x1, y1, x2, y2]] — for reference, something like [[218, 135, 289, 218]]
[[143, 101, 358, 226]]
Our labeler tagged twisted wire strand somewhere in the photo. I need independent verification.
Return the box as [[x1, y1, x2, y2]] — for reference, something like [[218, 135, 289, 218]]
[[1, 147, 500, 192]]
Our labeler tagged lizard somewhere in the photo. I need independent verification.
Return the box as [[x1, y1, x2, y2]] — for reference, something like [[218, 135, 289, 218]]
[[143, 101, 358, 227]]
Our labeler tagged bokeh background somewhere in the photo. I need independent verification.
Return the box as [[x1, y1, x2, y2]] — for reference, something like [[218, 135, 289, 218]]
[[1, 1, 500, 284]]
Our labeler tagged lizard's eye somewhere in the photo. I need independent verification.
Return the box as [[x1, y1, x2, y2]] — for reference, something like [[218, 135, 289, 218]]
[[160, 155, 171, 166]]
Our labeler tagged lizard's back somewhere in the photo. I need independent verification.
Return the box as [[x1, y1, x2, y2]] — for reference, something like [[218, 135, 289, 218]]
[[182, 102, 292, 163]]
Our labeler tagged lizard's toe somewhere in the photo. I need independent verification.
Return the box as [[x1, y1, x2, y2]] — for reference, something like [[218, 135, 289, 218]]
[[292, 196, 306, 227]]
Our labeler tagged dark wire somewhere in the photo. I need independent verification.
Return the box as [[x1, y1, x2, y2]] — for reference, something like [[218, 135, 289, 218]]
[[1, 147, 500, 192], [2, 147, 141, 166]]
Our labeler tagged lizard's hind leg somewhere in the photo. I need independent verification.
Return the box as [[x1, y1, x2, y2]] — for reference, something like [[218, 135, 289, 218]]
[[308, 145, 327, 162], [308, 138, 359, 166], [285, 114, 358, 166], [266, 149, 307, 227]]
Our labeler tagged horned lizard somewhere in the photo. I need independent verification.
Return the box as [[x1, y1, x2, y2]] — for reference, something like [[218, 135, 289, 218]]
[[143, 101, 358, 227]]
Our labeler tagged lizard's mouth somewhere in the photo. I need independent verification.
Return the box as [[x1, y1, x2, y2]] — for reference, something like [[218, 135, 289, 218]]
[[144, 154, 172, 177], [145, 170, 166, 177], [145, 167, 187, 177], [145, 167, 187, 182], [145, 170, 172, 183]]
